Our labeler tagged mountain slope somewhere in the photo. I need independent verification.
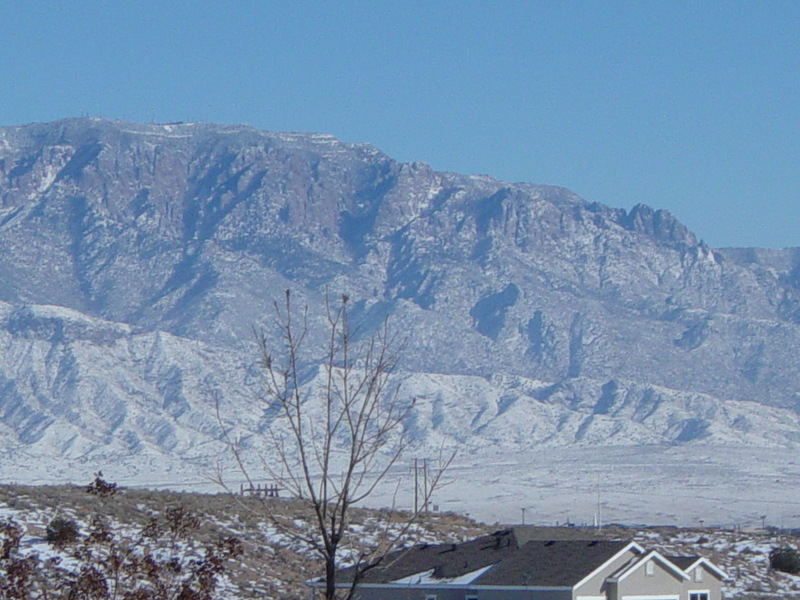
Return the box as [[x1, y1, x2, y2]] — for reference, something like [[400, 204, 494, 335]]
[[2, 118, 798, 409], [1, 118, 800, 523]]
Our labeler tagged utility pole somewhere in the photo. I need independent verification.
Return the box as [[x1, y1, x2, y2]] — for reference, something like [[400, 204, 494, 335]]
[[423, 458, 428, 512], [413, 458, 418, 513], [521, 507, 526, 525], [410, 457, 439, 514], [596, 473, 602, 530]]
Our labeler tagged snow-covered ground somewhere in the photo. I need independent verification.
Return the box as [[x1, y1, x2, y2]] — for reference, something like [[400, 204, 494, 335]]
[[0, 484, 485, 600], [3, 484, 800, 599], [3, 443, 797, 532], [367, 445, 800, 530]]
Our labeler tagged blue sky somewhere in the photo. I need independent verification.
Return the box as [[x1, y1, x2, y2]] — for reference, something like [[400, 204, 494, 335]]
[[2, 1, 798, 248]]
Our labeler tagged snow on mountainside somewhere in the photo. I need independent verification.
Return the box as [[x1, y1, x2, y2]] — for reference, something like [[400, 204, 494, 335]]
[[3, 301, 797, 459], [1, 118, 800, 524]]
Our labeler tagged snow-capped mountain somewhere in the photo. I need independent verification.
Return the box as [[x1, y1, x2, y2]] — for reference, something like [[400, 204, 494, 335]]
[[0, 118, 798, 524]]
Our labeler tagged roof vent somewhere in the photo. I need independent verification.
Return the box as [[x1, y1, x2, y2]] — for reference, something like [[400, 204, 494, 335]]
[[545, 540, 556, 546]]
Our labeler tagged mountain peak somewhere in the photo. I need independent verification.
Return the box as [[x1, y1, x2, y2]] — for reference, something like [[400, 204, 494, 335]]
[[619, 203, 697, 247]]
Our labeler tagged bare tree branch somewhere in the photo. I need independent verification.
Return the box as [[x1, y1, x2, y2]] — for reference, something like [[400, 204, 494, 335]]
[[217, 290, 454, 600]]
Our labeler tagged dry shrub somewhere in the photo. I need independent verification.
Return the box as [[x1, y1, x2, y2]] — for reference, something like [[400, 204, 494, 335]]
[[45, 516, 80, 546]]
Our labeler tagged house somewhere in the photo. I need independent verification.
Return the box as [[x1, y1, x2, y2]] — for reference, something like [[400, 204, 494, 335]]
[[314, 528, 727, 600]]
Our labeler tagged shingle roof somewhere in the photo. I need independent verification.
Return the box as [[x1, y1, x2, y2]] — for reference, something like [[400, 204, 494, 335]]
[[475, 539, 631, 587], [668, 555, 701, 570], [350, 530, 518, 585], [340, 529, 632, 588]]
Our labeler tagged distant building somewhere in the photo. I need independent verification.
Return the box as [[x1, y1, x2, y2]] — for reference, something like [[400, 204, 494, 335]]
[[310, 528, 727, 600]]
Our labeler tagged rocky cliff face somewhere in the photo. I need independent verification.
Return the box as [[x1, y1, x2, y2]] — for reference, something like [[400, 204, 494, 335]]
[[0, 118, 799, 486]]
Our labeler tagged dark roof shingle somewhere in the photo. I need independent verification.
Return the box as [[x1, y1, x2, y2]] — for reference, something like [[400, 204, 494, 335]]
[[667, 556, 701, 571], [475, 539, 631, 587], [341, 529, 632, 587]]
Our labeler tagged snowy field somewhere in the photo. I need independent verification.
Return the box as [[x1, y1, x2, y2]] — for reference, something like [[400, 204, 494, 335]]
[[3, 443, 799, 531], [373, 445, 800, 529]]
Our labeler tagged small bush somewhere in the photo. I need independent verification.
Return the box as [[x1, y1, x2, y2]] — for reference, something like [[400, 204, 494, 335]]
[[770, 546, 800, 574], [45, 516, 80, 546], [86, 472, 117, 499]]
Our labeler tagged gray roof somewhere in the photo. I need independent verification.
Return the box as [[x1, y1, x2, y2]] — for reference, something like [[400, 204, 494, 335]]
[[345, 529, 632, 588], [667, 556, 702, 570], [475, 538, 631, 586]]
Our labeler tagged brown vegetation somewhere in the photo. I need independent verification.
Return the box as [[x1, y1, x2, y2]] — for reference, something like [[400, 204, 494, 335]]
[[0, 483, 485, 600]]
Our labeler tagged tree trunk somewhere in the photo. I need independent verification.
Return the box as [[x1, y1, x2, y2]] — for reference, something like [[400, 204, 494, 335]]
[[326, 555, 337, 600]]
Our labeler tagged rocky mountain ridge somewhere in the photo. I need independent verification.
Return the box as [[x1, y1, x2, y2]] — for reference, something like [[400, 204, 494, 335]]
[[0, 118, 799, 523]]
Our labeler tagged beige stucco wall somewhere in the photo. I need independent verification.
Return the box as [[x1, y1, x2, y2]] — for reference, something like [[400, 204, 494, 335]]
[[614, 558, 685, 599], [576, 558, 724, 600], [680, 564, 723, 600]]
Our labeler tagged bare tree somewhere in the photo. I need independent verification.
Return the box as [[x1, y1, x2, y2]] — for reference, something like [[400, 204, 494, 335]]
[[219, 290, 453, 600]]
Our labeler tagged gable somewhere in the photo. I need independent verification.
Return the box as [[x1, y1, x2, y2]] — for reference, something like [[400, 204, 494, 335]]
[[686, 559, 727, 582], [573, 544, 643, 596], [606, 552, 691, 600], [611, 551, 689, 584]]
